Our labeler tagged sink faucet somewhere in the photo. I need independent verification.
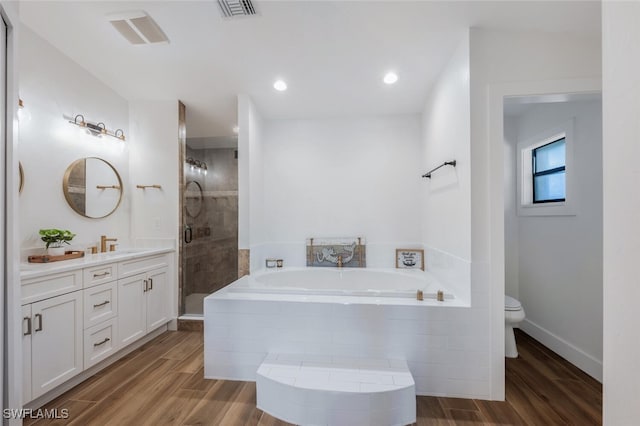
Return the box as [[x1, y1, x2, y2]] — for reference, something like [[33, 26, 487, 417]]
[[337, 255, 343, 268], [100, 235, 118, 253]]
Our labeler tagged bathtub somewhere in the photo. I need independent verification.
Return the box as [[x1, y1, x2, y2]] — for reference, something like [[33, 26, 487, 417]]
[[227, 267, 454, 300], [204, 267, 467, 396]]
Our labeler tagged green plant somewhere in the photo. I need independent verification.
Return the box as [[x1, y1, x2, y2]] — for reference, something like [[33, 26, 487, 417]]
[[39, 229, 75, 249]]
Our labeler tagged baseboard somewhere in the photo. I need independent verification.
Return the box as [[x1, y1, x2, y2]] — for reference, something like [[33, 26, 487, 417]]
[[520, 319, 602, 382]]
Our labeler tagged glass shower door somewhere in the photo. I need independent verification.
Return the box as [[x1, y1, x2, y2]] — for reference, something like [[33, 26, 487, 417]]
[[180, 143, 238, 316]]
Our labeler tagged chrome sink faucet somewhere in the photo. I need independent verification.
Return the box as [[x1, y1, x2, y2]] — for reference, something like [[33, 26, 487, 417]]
[[100, 235, 118, 253]]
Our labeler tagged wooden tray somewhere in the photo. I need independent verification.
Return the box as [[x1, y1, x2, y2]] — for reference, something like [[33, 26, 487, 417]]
[[28, 250, 85, 263]]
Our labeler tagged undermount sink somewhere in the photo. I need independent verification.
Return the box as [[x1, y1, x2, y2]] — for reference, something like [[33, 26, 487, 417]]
[[101, 248, 148, 256]]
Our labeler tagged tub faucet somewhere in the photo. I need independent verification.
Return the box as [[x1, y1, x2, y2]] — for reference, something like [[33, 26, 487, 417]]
[[100, 235, 117, 253], [337, 255, 343, 268]]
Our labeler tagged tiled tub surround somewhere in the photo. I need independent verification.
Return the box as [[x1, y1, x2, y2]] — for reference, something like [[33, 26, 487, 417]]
[[204, 267, 488, 399]]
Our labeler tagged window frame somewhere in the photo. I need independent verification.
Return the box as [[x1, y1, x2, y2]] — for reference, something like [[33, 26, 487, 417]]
[[516, 118, 576, 217], [531, 137, 566, 204]]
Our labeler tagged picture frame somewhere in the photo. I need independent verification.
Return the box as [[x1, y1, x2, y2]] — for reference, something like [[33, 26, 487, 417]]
[[395, 249, 425, 270]]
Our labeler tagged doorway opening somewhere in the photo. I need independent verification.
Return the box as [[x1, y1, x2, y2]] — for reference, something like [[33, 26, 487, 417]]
[[502, 92, 603, 382]]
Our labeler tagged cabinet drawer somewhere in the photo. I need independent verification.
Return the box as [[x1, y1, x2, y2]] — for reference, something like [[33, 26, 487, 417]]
[[84, 263, 117, 288], [22, 270, 82, 304], [84, 318, 118, 368], [83, 281, 118, 328], [118, 255, 169, 278]]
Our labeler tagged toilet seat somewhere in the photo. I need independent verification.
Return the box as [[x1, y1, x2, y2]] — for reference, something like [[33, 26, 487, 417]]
[[505, 295, 522, 311]]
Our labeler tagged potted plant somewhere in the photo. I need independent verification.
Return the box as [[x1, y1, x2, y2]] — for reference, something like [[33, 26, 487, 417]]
[[39, 229, 75, 256]]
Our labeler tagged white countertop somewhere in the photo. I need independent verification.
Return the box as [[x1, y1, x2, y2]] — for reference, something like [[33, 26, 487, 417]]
[[20, 247, 175, 280]]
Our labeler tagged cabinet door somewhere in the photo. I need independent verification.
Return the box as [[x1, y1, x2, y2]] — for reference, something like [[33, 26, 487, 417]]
[[146, 267, 169, 331], [118, 273, 147, 346], [31, 291, 83, 399], [22, 304, 32, 403]]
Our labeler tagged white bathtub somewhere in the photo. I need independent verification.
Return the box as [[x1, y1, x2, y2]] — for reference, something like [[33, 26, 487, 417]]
[[227, 267, 454, 300], [204, 266, 468, 396]]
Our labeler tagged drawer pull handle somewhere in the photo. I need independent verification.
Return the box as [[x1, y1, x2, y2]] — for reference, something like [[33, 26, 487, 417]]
[[23, 317, 32, 336], [93, 300, 110, 308], [93, 337, 111, 347], [34, 313, 43, 332], [93, 271, 110, 278], [143, 279, 148, 293], [149, 278, 153, 291]]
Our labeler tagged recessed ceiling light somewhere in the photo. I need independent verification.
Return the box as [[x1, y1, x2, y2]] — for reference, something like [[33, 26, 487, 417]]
[[383, 72, 398, 85], [273, 80, 287, 91]]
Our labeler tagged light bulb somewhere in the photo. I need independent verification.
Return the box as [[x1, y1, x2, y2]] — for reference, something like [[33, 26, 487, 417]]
[[383, 72, 398, 85], [273, 80, 287, 91]]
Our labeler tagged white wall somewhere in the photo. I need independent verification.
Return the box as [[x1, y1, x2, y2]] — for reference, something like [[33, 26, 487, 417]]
[[471, 28, 601, 399], [421, 33, 471, 302], [421, 34, 471, 262], [602, 2, 640, 423], [505, 100, 603, 381], [257, 115, 423, 270], [503, 117, 519, 299], [237, 94, 264, 254], [129, 100, 179, 242], [18, 25, 130, 252]]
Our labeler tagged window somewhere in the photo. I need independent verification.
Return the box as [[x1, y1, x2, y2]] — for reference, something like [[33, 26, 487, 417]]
[[532, 138, 566, 203], [516, 118, 575, 216]]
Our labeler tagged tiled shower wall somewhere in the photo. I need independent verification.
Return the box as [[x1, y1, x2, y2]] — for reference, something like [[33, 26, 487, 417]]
[[184, 147, 238, 303]]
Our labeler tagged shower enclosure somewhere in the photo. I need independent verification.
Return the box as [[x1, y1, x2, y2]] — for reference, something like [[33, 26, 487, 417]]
[[180, 140, 238, 316]]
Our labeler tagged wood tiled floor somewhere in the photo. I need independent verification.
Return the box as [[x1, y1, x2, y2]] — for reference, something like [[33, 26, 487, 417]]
[[27, 329, 601, 425]]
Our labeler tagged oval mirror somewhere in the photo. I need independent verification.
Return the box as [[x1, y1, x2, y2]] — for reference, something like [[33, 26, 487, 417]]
[[185, 180, 203, 217], [19, 162, 24, 194], [63, 157, 123, 218]]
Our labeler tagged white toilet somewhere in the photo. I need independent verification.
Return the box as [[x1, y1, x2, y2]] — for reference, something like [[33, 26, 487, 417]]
[[505, 295, 525, 358]]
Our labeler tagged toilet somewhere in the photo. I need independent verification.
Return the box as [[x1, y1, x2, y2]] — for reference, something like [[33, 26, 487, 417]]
[[505, 295, 525, 358]]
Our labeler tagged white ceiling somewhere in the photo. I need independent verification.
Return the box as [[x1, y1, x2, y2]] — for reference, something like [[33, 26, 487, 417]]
[[20, 1, 601, 139]]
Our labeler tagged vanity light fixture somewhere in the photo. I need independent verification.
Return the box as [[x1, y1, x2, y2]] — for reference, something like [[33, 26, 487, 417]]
[[185, 157, 208, 175], [68, 114, 126, 141]]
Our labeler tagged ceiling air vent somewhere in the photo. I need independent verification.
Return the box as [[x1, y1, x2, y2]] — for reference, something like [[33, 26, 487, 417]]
[[107, 11, 169, 45], [218, 0, 257, 18]]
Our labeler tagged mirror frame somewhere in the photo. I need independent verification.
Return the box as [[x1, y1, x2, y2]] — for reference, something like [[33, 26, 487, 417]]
[[185, 180, 204, 218], [19, 162, 24, 194], [63, 157, 123, 219]]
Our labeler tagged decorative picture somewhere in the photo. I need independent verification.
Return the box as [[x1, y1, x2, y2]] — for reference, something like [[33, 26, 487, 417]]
[[306, 237, 366, 268], [395, 249, 425, 270]]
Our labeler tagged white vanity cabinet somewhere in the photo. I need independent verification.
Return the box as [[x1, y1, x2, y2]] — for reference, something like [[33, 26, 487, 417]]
[[118, 255, 170, 347], [83, 277, 119, 368], [22, 290, 83, 401], [20, 249, 174, 405]]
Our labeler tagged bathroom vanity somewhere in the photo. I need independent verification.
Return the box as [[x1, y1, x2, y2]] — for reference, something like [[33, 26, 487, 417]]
[[20, 248, 174, 404]]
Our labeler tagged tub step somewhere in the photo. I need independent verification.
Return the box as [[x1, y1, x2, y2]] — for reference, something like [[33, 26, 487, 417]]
[[256, 353, 416, 426]]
